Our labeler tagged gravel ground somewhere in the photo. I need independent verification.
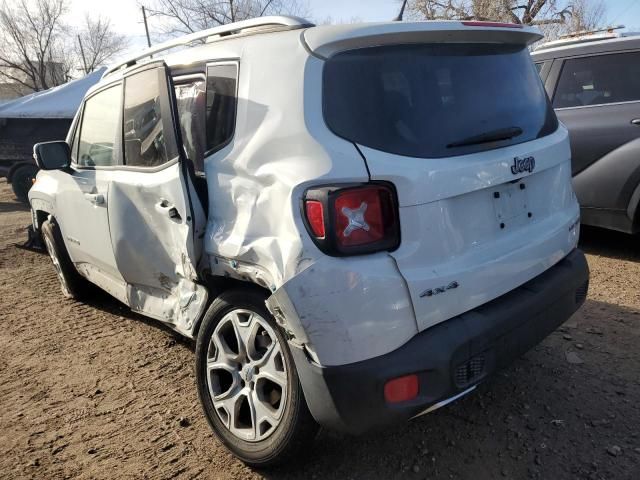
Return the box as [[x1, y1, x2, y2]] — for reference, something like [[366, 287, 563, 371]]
[[0, 182, 638, 480]]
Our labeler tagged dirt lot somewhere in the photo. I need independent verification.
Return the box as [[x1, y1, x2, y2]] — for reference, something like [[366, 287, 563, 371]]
[[0, 182, 638, 480]]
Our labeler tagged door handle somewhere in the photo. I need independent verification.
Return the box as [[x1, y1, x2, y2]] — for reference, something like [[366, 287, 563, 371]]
[[631, 118, 640, 125], [155, 199, 182, 220], [84, 193, 105, 205]]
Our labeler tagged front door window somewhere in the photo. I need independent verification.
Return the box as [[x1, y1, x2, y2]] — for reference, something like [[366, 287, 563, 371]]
[[77, 85, 122, 167]]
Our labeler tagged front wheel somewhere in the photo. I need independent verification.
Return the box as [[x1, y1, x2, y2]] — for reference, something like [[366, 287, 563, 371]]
[[195, 288, 318, 467], [41, 219, 92, 300]]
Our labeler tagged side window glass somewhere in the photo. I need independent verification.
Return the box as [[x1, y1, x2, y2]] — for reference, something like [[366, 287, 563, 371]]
[[535, 62, 543, 73], [553, 52, 640, 108], [124, 68, 176, 167], [77, 85, 122, 167], [175, 79, 206, 173], [206, 64, 238, 153]]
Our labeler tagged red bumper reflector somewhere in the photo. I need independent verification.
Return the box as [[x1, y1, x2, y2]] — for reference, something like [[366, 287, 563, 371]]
[[384, 374, 419, 404]]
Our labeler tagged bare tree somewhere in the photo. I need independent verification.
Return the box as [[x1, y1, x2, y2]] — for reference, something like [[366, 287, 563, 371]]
[[529, 1, 605, 43], [554, 0, 606, 33], [140, 0, 309, 37], [405, 0, 599, 27], [76, 14, 129, 74], [0, 0, 73, 92]]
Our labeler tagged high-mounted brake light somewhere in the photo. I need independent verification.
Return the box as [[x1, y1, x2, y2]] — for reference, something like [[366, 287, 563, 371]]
[[302, 183, 400, 256], [461, 21, 523, 29]]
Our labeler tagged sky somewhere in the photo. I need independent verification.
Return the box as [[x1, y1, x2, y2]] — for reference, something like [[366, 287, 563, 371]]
[[64, 0, 640, 64]]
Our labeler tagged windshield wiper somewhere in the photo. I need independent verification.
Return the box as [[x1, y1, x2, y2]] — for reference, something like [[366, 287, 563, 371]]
[[447, 126, 523, 148]]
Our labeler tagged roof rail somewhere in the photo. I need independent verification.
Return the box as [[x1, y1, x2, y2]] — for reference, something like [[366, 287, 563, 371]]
[[559, 24, 625, 39], [535, 25, 634, 51], [103, 15, 314, 78]]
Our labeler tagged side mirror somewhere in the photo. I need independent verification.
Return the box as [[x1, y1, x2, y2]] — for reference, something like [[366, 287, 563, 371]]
[[33, 141, 71, 170]]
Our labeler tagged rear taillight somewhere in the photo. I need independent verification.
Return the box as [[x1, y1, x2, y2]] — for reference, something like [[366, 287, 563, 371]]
[[334, 186, 388, 247], [305, 200, 325, 237], [303, 183, 400, 256]]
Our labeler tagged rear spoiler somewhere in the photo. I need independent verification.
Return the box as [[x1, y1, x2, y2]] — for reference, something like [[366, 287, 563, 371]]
[[303, 21, 542, 59]]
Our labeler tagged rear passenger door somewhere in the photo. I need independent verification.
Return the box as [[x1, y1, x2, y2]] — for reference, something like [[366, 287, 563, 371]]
[[107, 62, 207, 335], [550, 51, 640, 209]]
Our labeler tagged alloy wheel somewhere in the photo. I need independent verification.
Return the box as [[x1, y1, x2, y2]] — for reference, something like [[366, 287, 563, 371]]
[[43, 233, 71, 296], [206, 309, 288, 442]]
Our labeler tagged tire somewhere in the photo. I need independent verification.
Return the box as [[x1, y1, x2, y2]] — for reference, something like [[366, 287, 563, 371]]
[[195, 288, 318, 467], [11, 164, 38, 204], [41, 219, 91, 300]]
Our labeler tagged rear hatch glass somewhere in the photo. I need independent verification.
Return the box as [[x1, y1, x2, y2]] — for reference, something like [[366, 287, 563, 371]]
[[323, 43, 558, 158]]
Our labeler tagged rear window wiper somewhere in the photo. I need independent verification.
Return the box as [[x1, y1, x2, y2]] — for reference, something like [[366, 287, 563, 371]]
[[447, 126, 523, 148]]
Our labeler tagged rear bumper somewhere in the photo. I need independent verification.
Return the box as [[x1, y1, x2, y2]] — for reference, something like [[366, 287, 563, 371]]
[[292, 248, 589, 434]]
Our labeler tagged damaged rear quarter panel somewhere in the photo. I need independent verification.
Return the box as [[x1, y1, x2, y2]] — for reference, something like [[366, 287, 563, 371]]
[[203, 41, 369, 290], [268, 253, 418, 366], [201, 36, 417, 365]]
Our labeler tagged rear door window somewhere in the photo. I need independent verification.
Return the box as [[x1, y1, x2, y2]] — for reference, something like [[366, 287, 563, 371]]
[[77, 85, 122, 167], [553, 52, 640, 108], [123, 68, 178, 168], [175, 79, 206, 173], [206, 63, 238, 153], [172, 64, 238, 172], [323, 43, 558, 159]]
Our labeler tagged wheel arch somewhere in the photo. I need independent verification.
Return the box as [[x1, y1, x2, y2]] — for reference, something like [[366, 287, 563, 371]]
[[191, 275, 272, 337], [28, 191, 56, 224], [33, 209, 52, 231], [627, 181, 640, 233]]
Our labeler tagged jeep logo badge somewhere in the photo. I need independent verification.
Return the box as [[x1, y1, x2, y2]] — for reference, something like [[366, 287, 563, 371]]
[[511, 156, 535, 175]]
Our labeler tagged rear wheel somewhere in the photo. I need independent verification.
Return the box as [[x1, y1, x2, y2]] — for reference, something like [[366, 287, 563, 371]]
[[195, 289, 318, 467], [11, 164, 38, 204], [41, 219, 91, 300]]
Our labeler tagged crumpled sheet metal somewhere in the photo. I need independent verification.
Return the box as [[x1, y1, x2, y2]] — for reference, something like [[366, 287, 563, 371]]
[[202, 53, 369, 291], [200, 51, 419, 365]]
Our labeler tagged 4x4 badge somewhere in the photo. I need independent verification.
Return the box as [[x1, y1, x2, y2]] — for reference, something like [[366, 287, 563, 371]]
[[511, 156, 535, 175], [420, 281, 459, 298]]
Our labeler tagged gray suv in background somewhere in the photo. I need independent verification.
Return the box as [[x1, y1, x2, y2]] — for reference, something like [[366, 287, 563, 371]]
[[532, 30, 640, 234]]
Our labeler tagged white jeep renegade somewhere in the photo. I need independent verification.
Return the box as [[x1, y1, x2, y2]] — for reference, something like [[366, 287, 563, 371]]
[[29, 16, 589, 466]]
